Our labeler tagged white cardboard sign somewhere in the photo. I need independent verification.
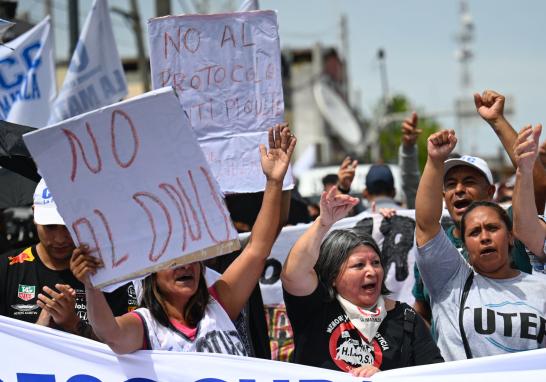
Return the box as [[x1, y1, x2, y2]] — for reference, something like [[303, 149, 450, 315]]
[[148, 11, 293, 193], [23, 87, 240, 288]]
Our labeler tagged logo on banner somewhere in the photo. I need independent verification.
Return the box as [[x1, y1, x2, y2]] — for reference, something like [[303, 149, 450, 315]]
[[17, 284, 36, 301]]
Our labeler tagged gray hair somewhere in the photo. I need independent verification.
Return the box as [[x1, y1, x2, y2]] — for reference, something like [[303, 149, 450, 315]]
[[315, 229, 390, 301]]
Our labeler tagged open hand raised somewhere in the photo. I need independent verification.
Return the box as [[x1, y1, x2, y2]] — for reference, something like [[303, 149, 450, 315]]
[[259, 123, 297, 184]]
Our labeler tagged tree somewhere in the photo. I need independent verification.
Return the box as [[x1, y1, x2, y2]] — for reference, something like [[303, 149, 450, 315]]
[[377, 94, 441, 171]]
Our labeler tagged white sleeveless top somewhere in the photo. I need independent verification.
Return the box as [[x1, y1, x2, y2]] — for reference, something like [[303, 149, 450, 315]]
[[134, 298, 248, 355]]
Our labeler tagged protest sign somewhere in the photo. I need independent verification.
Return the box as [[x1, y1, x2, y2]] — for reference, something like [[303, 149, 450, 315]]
[[0, 17, 55, 128], [2, 315, 545, 382], [148, 11, 292, 193], [23, 87, 240, 288], [49, 0, 127, 124]]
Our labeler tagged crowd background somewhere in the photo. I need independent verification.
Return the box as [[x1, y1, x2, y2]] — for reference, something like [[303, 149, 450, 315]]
[[1, 1, 546, 379]]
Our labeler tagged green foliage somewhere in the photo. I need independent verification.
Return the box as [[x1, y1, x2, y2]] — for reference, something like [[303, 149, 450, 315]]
[[377, 94, 441, 171]]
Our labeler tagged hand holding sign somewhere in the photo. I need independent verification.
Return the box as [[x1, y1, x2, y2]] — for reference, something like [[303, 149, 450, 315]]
[[71, 245, 104, 289], [24, 88, 240, 288]]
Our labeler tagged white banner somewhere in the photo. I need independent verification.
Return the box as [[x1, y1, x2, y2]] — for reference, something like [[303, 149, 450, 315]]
[[148, 11, 292, 193], [0, 316, 358, 382], [49, 0, 127, 124], [0, 17, 56, 128], [23, 87, 239, 288], [1, 315, 545, 382]]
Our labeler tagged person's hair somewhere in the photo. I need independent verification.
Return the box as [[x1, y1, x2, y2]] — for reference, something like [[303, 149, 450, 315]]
[[322, 174, 338, 187], [460, 201, 514, 260], [140, 263, 210, 328], [315, 229, 390, 301]]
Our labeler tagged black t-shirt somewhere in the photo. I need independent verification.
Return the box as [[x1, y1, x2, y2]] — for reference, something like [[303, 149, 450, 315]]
[[0, 245, 137, 325], [283, 283, 443, 372]]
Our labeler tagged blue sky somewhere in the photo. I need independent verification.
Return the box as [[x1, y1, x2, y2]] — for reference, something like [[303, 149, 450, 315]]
[[19, 0, 546, 156]]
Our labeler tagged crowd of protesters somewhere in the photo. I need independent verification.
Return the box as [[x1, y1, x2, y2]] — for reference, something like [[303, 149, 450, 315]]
[[1, 89, 545, 377]]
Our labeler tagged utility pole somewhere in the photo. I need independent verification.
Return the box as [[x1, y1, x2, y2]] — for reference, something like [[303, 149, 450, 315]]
[[377, 48, 389, 110], [68, 0, 79, 57], [339, 14, 349, 102], [113, 1, 150, 92], [454, 0, 474, 153], [130, 0, 150, 91], [44, 0, 54, 58]]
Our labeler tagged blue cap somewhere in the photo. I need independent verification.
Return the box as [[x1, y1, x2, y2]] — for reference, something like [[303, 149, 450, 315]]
[[366, 164, 394, 194]]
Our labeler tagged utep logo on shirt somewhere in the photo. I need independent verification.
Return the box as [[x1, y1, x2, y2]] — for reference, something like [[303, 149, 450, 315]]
[[17, 284, 35, 301], [8, 248, 35, 265]]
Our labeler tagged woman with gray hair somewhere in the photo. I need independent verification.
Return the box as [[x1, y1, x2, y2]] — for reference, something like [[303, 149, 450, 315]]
[[281, 187, 442, 378]]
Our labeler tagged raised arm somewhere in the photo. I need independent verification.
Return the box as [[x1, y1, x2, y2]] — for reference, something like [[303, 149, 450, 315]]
[[336, 156, 358, 194], [475, 90, 546, 213], [415, 130, 457, 246], [215, 124, 296, 320], [513, 124, 546, 258], [70, 246, 143, 354], [399, 111, 422, 209], [281, 187, 359, 296]]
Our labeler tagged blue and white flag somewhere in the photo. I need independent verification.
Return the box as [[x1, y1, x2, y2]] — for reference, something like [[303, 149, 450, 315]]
[[0, 17, 55, 128], [49, 0, 127, 124]]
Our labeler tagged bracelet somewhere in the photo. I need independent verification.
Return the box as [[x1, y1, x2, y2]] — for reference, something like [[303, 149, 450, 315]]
[[336, 184, 350, 194]]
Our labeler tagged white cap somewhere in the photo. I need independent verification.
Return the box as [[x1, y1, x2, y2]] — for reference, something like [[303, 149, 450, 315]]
[[33, 179, 65, 225], [444, 155, 494, 185]]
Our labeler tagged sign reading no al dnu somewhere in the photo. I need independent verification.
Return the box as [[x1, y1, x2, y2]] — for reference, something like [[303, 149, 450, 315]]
[[23, 87, 240, 288], [148, 11, 293, 193]]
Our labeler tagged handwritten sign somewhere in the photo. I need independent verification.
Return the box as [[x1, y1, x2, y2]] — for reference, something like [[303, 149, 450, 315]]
[[23, 87, 240, 288], [148, 11, 293, 193]]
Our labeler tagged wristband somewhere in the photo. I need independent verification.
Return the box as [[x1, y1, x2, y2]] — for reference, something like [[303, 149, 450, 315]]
[[336, 183, 350, 194]]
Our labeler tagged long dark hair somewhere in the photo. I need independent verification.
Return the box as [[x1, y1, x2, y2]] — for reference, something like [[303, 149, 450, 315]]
[[460, 201, 514, 262], [140, 263, 210, 328], [315, 229, 391, 301]]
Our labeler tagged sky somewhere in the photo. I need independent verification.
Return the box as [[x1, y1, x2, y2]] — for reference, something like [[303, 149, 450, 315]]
[[18, 0, 546, 158]]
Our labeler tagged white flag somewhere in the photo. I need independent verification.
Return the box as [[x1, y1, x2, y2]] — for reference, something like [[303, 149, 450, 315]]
[[49, 0, 127, 124], [0, 17, 55, 128], [238, 0, 259, 11]]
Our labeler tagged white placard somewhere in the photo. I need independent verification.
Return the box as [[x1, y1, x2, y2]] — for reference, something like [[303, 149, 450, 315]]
[[23, 87, 240, 288], [148, 11, 293, 193]]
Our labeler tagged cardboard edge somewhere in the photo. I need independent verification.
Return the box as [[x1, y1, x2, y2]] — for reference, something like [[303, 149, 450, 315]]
[[93, 238, 241, 289]]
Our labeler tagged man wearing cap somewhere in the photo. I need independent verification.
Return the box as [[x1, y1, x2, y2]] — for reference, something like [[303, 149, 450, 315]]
[[411, 90, 546, 325], [0, 179, 137, 337], [363, 164, 400, 210]]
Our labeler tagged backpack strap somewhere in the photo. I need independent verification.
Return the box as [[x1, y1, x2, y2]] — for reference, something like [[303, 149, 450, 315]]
[[458, 271, 474, 359], [401, 306, 416, 366]]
